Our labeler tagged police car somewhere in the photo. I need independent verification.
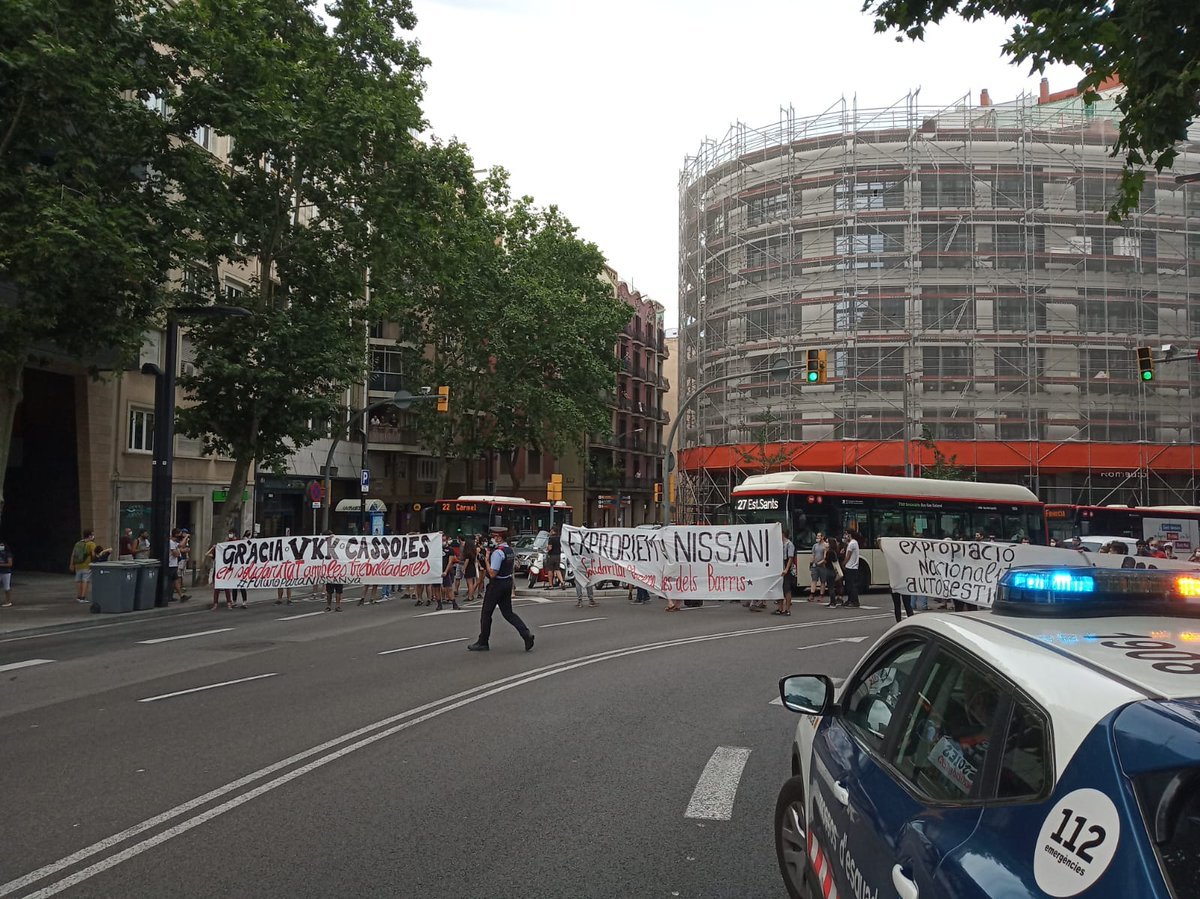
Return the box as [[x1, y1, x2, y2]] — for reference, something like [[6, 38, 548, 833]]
[[774, 567, 1200, 899]]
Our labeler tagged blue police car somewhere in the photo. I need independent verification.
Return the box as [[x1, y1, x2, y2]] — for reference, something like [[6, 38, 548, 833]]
[[774, 567, 1200, 899]]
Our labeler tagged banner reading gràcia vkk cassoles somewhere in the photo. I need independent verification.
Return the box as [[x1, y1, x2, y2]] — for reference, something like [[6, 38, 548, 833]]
[[213, 533, 443, 590], [562, 524, 784, 601]]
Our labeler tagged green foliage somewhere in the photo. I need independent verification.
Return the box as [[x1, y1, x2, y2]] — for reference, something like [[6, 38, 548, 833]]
[[0, 0, 189, 370], [161, 0, 433, 529], [917, 427, 974, 481], [863, 0, 1200, 216]]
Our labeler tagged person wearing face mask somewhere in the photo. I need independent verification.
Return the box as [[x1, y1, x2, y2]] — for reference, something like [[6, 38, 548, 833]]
[[0, 540, 13, 607]]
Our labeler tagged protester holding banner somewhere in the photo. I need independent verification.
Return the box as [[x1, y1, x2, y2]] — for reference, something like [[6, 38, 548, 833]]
[[774, 527, 796, 616]]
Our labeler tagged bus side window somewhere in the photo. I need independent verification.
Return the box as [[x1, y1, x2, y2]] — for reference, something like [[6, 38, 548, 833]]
[[876, 510, 906, 543]]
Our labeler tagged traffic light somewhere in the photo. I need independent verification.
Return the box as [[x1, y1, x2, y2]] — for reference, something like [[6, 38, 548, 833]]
[[805, 349, 828, 385], [547, 473, 563, 502], [653, 482, 663, 503], [1136, 347, 1154, 382], [668, 473, 676, 503], [436, 385, 450, 412]]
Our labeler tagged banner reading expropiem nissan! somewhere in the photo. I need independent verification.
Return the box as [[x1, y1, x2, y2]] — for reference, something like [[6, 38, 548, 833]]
[[213, 533, 443, 590], [562, 523, 783, 602]]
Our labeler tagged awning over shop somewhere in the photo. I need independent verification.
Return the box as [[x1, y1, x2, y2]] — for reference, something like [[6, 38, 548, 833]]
[[335, 499, 387, 513]]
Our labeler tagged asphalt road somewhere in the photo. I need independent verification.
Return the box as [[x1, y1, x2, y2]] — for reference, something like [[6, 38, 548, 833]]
[[0, 590, 896, 898]]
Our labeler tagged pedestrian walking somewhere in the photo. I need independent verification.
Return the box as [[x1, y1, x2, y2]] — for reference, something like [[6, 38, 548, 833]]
[[468, 533, 534, 652], [321, 531, 344, 611], [808, 532, 827, 601], [544, 527, 566, 590], [69, 529, 101, 603], [841, 528, 862, 608], [574, 577, 596, 608], [774, 526, 796, 616], [462, 539, 481, 602], [0, 540, 13, 607]]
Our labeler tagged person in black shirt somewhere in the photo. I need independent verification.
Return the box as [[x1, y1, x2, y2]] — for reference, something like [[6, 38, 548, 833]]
[[545, 526, 565, 590], [468, 534, 534, 652]]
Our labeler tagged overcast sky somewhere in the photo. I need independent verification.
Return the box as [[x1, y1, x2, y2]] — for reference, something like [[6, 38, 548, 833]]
[[410, 0, 1083, 327]]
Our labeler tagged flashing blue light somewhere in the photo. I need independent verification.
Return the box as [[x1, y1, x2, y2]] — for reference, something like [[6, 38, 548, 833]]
[[1007, 571, 1096, 594]]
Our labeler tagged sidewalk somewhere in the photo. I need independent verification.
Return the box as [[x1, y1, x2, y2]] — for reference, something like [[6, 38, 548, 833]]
[[0, 570, 294, 638]]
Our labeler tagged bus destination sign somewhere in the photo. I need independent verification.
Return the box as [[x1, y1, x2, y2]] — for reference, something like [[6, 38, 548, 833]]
[[734, 497, 780, 511]]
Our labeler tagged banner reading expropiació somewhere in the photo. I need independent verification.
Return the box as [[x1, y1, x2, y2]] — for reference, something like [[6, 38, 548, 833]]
[[562, 524, 783, 601], [213, 533, 443, 589]]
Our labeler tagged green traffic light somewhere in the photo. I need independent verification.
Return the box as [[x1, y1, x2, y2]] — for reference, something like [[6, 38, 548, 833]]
[[806, 371, 818, 383], [1142, 370, 1154, 381]]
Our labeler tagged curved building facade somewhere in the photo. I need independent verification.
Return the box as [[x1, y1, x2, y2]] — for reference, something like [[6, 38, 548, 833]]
[[677, 85, 1200, 519]]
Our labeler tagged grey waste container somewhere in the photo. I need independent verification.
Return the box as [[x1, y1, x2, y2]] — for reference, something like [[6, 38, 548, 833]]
[[133, 560, 160, 611], [91, 562, 139, 613]]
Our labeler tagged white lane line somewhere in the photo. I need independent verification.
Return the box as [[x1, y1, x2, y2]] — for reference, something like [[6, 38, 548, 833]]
[[275, 611, 326, 621], [796, 635, 869, 651], [685, 747, 752, 820], [539, 617, 606, 628], [136, 628, 234, 645], [2, 614, 889, 899], [516, 595, 554, 604], [138, 674, 279, 704], [414, 609, 471, 618], [0, 659, 54, 673], [378, 638, 467, 655]]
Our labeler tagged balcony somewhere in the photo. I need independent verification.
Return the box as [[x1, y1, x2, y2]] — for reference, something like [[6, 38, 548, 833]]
[[370, 425, 419, 447], [591, 432, 620, 449]]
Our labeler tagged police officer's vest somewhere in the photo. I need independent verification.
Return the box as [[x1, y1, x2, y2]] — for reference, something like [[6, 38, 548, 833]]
[[494, 543, 515, 579]]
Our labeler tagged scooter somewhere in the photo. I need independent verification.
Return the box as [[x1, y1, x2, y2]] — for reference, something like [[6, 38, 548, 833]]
[[527, 552, 575, 590]]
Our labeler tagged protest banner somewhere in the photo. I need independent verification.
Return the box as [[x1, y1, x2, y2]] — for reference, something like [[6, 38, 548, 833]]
[[562, 523, 783, 602], [880, 537, 1200, 608], [213, 533, 442, 590]]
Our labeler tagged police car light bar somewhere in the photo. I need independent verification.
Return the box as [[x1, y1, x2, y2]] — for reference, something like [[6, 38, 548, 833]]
[[996, 567, 1200, 617]]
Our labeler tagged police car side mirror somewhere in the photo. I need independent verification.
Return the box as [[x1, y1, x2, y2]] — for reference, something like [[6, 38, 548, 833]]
[[778, 675, 835, 716]]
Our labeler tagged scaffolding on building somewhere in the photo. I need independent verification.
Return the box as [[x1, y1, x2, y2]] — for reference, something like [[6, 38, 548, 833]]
[[677, 88, 1200, 523]]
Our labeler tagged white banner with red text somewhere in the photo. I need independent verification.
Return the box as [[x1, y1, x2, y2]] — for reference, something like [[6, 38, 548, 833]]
[[562, 524, 783, 602], [880, 537, 1200, 608], [213, 533, 443, 589]]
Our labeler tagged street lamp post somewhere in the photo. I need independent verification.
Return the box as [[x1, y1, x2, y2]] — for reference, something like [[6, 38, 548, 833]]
[[143, 304, 250, 607], [661, 362, 815, 524]]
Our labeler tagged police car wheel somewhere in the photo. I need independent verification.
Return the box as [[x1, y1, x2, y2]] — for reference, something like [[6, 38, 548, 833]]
[[774, 775, 813, 899]]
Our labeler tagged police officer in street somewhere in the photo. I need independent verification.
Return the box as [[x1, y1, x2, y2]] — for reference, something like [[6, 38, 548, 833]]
[[468, 532, 535, 652]]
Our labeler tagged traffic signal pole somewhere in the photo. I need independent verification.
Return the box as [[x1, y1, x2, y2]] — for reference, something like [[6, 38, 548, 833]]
[[661, 362, 816, 524]]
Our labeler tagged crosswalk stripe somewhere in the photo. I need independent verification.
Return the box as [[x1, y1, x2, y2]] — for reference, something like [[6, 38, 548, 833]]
[[684, 746, 751, 820]]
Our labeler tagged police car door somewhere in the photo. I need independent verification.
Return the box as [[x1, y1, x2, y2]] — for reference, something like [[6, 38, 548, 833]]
[[809, 637, 928, 899]]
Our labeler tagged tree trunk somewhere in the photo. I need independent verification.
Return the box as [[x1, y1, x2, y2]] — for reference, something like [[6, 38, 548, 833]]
[[435, 454, 451, 502], [505, 451, 521, 494], [0, 356, 25, 529], [222, 455, 253, 537]]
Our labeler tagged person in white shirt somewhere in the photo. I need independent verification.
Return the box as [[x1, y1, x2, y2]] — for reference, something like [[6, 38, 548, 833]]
[[841, 528, 861, 608], [775, 527, 796, 616]]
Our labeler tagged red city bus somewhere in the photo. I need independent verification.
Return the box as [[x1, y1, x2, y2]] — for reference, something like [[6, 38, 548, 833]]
[[1045, 503, 1200, 552], [425, 495, 572, 538]]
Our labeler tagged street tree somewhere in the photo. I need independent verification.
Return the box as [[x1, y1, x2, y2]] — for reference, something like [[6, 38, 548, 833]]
[[0, 0, 191, 525], [161, 0, 435, 535], [863, 0, 1200, 216], [405, 185, 630, 494], [917, 427, 974, 481]]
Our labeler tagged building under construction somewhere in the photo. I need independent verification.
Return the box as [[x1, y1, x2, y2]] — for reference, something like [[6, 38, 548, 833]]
[[676, 81, 1200, 521]]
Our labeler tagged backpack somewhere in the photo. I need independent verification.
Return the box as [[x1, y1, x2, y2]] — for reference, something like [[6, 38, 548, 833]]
[[72, 541, 91, 566]]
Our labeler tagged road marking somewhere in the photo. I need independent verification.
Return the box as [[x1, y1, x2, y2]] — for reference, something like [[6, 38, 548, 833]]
[[539, 617, 606, 628], [797, 636, 869, 651], [685, 747, 752, 820], [275, 611, 326, 621], [0, 659, 54, 673], [378, 638, 467, 655], [136, 628, 234, 645], [1, 613, 889, 898], [138, 674, 278, 703], [414, 608, 471, 617], [516, 595, 554, 604]]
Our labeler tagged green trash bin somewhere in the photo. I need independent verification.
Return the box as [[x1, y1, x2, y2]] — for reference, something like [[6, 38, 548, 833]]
[[91, 562, 138, 613], [133, 560, 160, 611]]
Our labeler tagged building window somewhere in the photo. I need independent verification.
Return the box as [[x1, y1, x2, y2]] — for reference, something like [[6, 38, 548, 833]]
[[1113, 236, 1141, 257], [835, 181, 888, 211], [416, 458, 438, 482], [144, 92, 170, 118], [835, 232, 885, 255], [192, 125, 213, 152], [370, 347, 405, 393], [224, 281, 245, 300], [128, 408, 154, 453], [746, 191, 789, 226], [527, 448, 542, 477]]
